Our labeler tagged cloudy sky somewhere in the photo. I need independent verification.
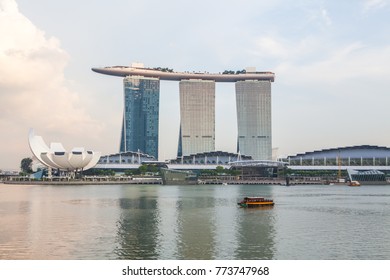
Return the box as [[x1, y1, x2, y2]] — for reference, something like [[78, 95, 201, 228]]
[[1, 0, 389, 170]]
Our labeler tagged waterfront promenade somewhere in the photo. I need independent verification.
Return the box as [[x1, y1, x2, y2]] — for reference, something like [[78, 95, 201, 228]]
[[199, 177, 322, 185], [2, 176, 325, 186], [2, 176, 162, 185]]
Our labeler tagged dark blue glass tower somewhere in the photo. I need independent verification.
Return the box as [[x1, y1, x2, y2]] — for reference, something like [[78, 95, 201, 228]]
[[120, 76, 160, 159]]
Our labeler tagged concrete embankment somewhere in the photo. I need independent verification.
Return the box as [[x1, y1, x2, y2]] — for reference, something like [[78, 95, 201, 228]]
[[3, 179, 162, 185], [2, 178, 326, 186], [198, 179, 324, 185]]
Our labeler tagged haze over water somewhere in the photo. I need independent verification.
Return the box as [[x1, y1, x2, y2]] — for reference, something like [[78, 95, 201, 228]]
[[1, 184, 389, 260]]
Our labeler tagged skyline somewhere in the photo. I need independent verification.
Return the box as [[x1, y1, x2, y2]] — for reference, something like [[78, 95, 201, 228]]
[[95, 65, 274, 160], [1, 0, 390, 170]]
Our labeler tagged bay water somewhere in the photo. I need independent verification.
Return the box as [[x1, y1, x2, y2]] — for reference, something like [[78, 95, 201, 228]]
[[1, 183, 389, 260]]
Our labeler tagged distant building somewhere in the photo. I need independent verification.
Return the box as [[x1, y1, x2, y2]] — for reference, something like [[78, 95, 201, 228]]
[[28, 129, 100, 172], [96, 151, 156, 169], [347, 169, 387, 184], [236, 80, 272, 160], [229, 160, 286, 178], [120, 76, 160, 159], [285, 145, 390, 171], [178, 80, 215, 156], [169, 151, 252, 165]]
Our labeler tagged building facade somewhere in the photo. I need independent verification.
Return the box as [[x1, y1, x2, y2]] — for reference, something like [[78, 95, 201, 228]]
[[236, 80, 272, 160], [178, 80, 215, 156], [285, 145, 390, 168], [93, 65, 275, 160], [120, 76, 160, 159]]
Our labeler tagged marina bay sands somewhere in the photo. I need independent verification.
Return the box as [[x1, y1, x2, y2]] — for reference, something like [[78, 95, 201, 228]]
[[92, 63, 275, 161]]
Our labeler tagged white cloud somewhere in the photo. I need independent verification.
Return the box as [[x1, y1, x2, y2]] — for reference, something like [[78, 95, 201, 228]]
[[305, 5, 333, 27], [0, 0, 103, 169], [250, 31, 390, 156], [363, 0, 388, 11], [254, 37, 289, 59], [320, 8, 332, 26], [0, 0, 16, 11], [252, 32, 390, 86], [279, 42, 390, 87]]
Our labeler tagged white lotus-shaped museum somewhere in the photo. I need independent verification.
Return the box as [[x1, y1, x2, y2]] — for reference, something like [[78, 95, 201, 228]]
[[28, 129, 101, 171]]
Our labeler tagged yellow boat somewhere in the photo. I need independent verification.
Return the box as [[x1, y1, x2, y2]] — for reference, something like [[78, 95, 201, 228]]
[[238, 197, 274, 208]]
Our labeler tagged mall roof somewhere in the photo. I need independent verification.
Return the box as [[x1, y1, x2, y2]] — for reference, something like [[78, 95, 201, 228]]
[[288, 145, 390, 159]]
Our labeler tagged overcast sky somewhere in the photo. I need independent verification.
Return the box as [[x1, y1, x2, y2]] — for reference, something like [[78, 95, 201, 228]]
[[1, 0, 389, 170]]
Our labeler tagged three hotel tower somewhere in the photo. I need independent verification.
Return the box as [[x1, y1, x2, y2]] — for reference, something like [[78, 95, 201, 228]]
[[92, 64, 274, 161]]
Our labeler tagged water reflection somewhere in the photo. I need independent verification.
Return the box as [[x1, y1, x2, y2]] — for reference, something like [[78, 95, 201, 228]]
[[155, 186, 180, 259], [113, 185, 276, 259], [212, 186, 240, 259], [115, 187, 160, 259], [115, 186, 221, 259], [2, 184, 390, 259], [234, 185, 276, 259], [0, 185, 121, 259], [175, 188, 216, 259], [0, 198, 32, 259]]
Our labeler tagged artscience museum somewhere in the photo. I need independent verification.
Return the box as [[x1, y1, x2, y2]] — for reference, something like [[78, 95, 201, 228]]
[[28, 129, 101, 172]]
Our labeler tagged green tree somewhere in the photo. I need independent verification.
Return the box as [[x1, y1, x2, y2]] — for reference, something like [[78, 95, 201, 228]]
[[200, 169, 216, 176], [20, 157, 33, 174], [216, 166, 225, 174], [138, 165, 148, 175], [124, 169, 137, 176], [227, 169, 241, 176], [147, 164, 159, 174]]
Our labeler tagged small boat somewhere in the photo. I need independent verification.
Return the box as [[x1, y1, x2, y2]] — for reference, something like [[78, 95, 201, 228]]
[[237, 197, 274, 208], [348, 180, 361, 187]]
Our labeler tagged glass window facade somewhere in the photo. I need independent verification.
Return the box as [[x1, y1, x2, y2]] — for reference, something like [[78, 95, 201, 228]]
[[235, 80, 272, 160], [178, 80, 215, 156], [120, 76, 160, 159]]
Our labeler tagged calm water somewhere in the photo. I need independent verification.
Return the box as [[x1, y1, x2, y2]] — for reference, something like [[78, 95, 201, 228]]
[[1, 183, 390, 260]]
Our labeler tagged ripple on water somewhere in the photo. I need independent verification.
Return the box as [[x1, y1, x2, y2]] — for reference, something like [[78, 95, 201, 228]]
[[1, 184, 390, 259]]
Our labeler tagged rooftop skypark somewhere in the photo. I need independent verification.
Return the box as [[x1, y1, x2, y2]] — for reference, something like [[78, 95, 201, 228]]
[[91, 64, 275, 82]]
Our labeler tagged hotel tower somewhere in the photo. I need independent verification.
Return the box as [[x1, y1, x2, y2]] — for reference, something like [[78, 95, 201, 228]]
[[178, 80, 215, 156], [120, 76, 160, 159], [92, 64, 275, 161], [236, 80, 272, 160]]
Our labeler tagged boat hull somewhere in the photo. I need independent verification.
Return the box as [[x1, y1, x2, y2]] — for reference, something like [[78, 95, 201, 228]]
[[238, 202, 274, 208]]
